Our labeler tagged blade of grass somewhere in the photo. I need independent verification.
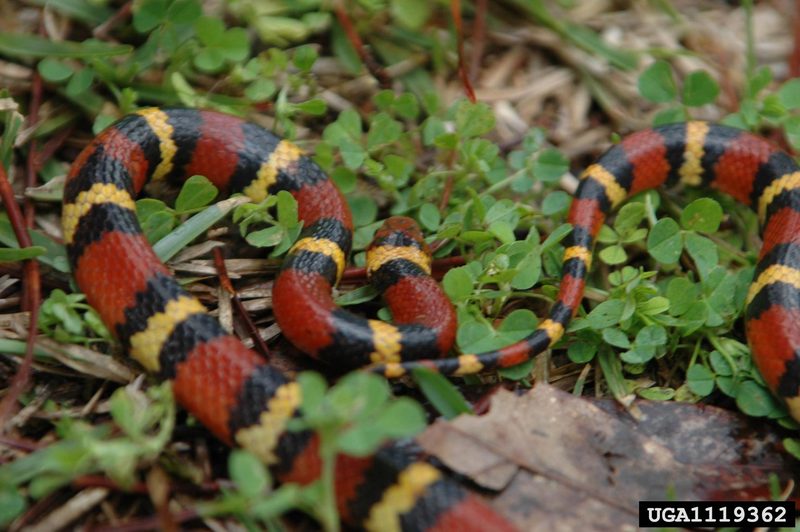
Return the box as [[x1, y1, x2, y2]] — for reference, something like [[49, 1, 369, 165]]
[[26, 0, 114, 27], [412, 367, 473, 419], [0, 213, 69, 272], [0, 33, 131, 59], [153, 196, 251, 262]]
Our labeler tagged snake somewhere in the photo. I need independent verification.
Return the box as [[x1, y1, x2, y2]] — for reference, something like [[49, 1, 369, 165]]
[[61, 108, 800, 530]]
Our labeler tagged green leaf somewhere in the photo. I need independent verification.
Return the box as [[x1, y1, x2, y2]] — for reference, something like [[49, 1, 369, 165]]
[[647, 218, 682, 264], [0, 487, 26, 528], [598, 244, 627, 265], [412, 368, 473, 419], [337, 424, 386, 457], [510, 250, 541, 290], [245, 78, 277, 102], [38, 58, 73, 82], [585, 299, 625, 329], [166, 0, 202, 25], [393, 93, 419, 120], [746, 66, 773, 98], [229, 450, 269, 497], [136, 198, 170, 222], [635, 325, 667, 347], [297, 372, 328, 416], [442, 266, 474, 301], [681, 71, 719, 107], [568, 338, 597, 363], [65, 68, 94, 97], [390, 0, 432, 28], [175, 175, 218, 213], [533, 149, 569, 182], [0, 34, 131, 59], [597, 348, 629, 401], [638, 60, 677, 103], [331, 167, 357, 193], [454, 101, 495, 138], [339, 139, 366, 169], [335, 285, 378, 307], [653, 106, 686, 126], [686, 364, 714, 397], [141, 211, 176, 244], [245, 225, 284, 247], [0, 246, 46, 261], [366, 113, 402, 150], [0, 214, 68, 272], [541, 191, 570, 215], [680, 198, 722, 233], [134, 0, 168, 32], [783, 438, 800, 461], [153, 197, 251, 261], [735, 380, 779, 417], [109, 388, 139, 437], [488, 221, 515, 244], [26, 0, 114, 26], [637, 387, 675, 401], [666, 277, 697, 316], [292, 44, 318, 71], [614, 203, 646, 235], [195, 48, 225, 72], [418, 203, 441, 231], [541, 223, 572, 251], [373, 398, 426, 437], [783, 115, 800, 152], [349, 196, 377, 227], [276, 190, 299, 227], [219, 28, 250, 62], [294, 98, 327, 116], [684, 233, 718, 279], [602, 328, 630, 349], [709, 350, 733, 377], [778, 78, 800, 110], [338, 108, 363, 138], [621, 344, 656, 364]]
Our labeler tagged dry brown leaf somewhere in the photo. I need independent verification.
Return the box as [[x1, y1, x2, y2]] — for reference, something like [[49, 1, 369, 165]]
[[417, 384, 798, 531]]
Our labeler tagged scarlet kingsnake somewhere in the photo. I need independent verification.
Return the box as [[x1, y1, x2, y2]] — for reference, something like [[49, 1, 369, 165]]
[[62, 108, 800, 530]]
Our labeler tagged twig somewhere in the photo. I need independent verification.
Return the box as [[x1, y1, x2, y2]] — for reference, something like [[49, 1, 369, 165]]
[[93, 1, 133, 40], [36, 124, 75, 164], [0, 434, 42, 452], [89, 508, 199, 532], [212, 247, 270, 359], [469, 0, 488, 82], [450, 0, 476, 102], [790, 0, 800, 77], [333, 0, 392, 89], [0, 164, 40, 430], [24, 20, 45, 229], [25, 488, 109, 532]]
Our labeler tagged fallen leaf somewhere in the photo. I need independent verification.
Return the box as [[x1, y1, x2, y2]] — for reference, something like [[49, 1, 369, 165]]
[[417, 384, 798, 530]]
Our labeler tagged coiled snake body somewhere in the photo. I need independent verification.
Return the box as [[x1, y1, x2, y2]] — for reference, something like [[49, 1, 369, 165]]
[[62, 108, 800, 530]]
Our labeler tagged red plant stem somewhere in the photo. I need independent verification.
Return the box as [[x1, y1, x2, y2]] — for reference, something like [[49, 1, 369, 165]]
[[333, 0, 391, 88], [212, 247, 270, 358], [93, 1, 133, 39], [0, 164, 40, 430], [24, 75, 41, 228], [790, 0, 800, 77], [89, 509, 199, 532], [469, 0, 488, 81], [450, 0, 476, 102]]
